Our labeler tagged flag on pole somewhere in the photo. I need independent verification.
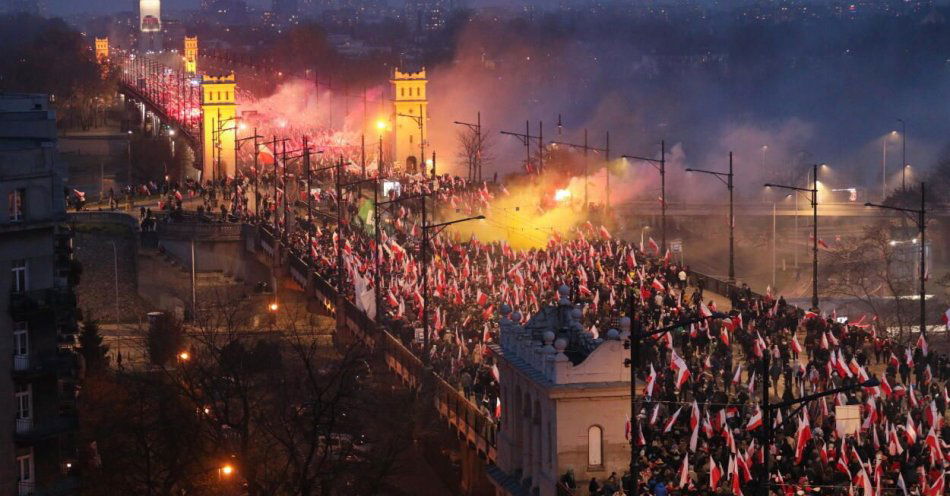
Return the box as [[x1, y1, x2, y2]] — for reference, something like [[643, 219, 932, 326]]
[[679, 453, 690, 488], [663, 407, 683, 433]]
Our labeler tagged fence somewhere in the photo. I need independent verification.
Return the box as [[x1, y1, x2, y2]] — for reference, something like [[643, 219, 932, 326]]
[[256, 226, 498, 461]]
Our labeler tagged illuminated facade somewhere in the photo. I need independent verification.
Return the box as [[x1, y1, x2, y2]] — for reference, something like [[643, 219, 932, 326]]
[[139, 0, 163, 52], [390, 68, 428, 173], [201, 73, 237, 181], [94, 38, 109, 62], [184, 36, 198, 74]]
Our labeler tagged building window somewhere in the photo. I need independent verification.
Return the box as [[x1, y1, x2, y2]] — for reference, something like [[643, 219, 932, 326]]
[[587, 425, 603, 468], [16, 450, 34, 496], [9, 188, 24, 222], [14, 322, 28, 355], [16, 384, 31, 421], [11, 259, 27, 293], [400, 88, 405, 97]]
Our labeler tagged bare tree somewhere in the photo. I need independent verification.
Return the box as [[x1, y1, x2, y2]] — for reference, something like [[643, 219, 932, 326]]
[[456, 126, 494, 182], [823, 222, 917, 341]]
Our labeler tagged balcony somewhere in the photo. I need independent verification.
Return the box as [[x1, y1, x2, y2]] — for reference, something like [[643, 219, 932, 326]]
[[17, 481, 34, 496], [9, 288, 76, 321], [12, 350, 78, 380], [14, 413, 77, 444], [16, 417, 33, 434], [14, 354, 29, 371]]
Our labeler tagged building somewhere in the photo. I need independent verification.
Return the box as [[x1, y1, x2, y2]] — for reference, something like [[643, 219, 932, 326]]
[[487, 286, 632, 496], [139, 0, 163, 52], [390, 68, 428, 174], [200, 73, 237, 181], [0, 94, 80, 496]]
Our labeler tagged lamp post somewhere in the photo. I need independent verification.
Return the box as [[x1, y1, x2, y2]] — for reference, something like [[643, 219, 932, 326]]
[[453, 112, 483, 182], [500, 121, 542, 176], [622, 140, 667, 252], [420, 205, 484, 363], [397, 104, 426, 176], [765, 163, 819, 309], [897, 118, 906, 191], [864, 182, 927, 339], [762, 377, 879, 495], [624, 305, 727, 494], [685, 151, 735, 282]]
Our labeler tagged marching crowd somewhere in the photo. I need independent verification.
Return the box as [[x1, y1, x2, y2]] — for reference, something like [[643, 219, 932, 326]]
[[143, 159, 948, 496]]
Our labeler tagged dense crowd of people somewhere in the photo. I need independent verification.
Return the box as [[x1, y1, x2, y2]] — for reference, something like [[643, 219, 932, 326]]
[[124, 153, 949, 496]]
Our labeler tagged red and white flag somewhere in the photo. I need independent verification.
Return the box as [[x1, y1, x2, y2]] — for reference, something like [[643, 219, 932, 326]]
[[794, 413, 813, 464], [746, 409, 763, 431], [709, 457, 722, 489], [791, 334, 803, 354], [644, 364, 657, 397], [648, 237, 660, 255], [917, 333, 928, 357], [678, 453, 690, 488], [663, 407, 683, 433]]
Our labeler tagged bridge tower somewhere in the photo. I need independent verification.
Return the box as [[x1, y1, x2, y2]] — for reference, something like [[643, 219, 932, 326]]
[[200, 72, 237, 181], [184, 36, 198, 75], [94, 37, 109, 62], [390, 68, 428, 174]]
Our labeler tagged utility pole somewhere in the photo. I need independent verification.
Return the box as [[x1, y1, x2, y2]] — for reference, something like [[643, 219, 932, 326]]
[[685, 151, 735, 282], [865, 182, 927, 339], [453, 112, 482, 182], [622, 140, 666, 251], [765, 162, 819, 309], [551, 134, 608, 210], [898, 118, 907, 191], [500, 121, 541, 175]]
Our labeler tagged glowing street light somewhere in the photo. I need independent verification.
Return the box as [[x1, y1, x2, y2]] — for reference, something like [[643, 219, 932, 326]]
[[764, 162, 820, 309], [177, 351, 190, 361], [268, 302, 279, 312]]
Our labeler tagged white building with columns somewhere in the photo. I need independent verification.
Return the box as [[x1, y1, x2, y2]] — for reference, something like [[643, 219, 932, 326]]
[[486, 285, 632, 496]]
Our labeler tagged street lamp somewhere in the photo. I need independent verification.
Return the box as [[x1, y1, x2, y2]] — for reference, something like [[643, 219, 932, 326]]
[[864, 182, 927, 339], [764, 163, 820, 309], [453, 112, 483, 182], [624, 303, 728, 494], [685, 151, 735, 282], [397, 104, 427, 177], [420, 208, 485, 363], [761, 377, 879, 494], [897, 118, 906, 191], [622, 141, 666, 252]]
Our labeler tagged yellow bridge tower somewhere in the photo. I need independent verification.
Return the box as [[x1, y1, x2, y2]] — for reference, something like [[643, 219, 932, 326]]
[[391, 68, 428, 174], [94, 37, 109, 62], [201, 72, 237, 181], [184, 36, 198, 75]]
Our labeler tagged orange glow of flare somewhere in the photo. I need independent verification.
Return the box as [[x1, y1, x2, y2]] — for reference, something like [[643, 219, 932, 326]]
[[554, 189, 572, 202]]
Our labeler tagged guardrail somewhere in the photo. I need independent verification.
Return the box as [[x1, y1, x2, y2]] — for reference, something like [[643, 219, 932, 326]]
[[157, 221, 243, 241], [257, 226, 498, 461]]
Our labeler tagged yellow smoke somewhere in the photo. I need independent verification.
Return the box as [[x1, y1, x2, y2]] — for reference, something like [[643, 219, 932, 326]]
[[444, 176, 589, 250]]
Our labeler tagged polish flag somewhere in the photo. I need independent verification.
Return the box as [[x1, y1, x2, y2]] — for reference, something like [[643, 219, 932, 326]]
[[805, 309, 819, 319], [791, 334, 803, 354], [679, 453, 690, 488], [699, 301, 713, 318], [941, 307, 950, 327], [702, 413, 714, 439], [663, 407, 683, 433], [905, 348, 914, 368], [746, 409, 763, 431], [880, 375, 893, 397], [709, 457, 722, 489], [652, 278, 665, 292], [897, 473, 908, 496], [644, 364, 657, 397], [720, 326, 731, 346], [925, 400, 939, 427], [481, 304, 494, 320], [648, 237, 660, 255], [836, 444, 851, 479], [257, 144, 276, 165], [732, 365, 743, 385], [598, 225, 612, 240], [927, 474, 944, 496], [794, 414, 813, 464], [925, 426, 943, 461], [674, 361, 691, 390], [917, 333, 928, 357], [690, 401, 701, 431], [625, 250, 637, 269], [889, 352, 900, 367], [905, 414, 917, 445]]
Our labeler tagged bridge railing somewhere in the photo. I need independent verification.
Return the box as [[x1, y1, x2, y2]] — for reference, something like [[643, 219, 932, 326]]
[[255, 225, 497, 460]]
